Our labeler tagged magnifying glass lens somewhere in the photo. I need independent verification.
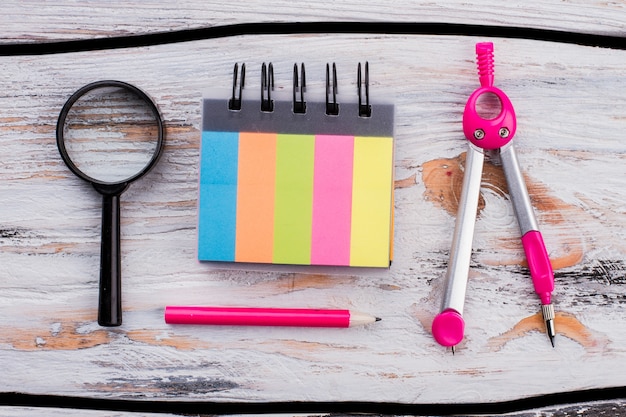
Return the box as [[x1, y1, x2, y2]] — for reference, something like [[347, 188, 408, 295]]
[[61, 86, 162, 183]]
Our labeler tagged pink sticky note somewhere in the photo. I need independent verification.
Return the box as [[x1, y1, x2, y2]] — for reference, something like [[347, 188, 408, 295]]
[[311, 135, 354, 266]]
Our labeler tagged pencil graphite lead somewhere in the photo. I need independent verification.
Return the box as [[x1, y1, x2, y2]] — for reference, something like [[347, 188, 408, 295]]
[[541, 303, 556, 347], [546, 318, 556, 347]]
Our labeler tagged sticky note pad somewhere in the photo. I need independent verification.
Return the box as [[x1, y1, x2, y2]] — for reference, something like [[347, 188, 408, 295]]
[[198, 94, 394, 268]]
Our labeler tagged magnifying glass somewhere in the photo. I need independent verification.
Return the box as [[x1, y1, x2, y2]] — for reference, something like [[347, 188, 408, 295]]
[[56, 80, 165, 326]]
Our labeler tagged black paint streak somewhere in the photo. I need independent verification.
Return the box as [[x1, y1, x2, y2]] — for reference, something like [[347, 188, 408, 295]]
[[0, 227, 39, 247], [545, 401, 626, 417], [153, 376, 238, 396], [104, 376, 238, 397], [587, 259, 626, 286], [0, 228, 26, 240], [556, 259, 625, 286], [554, 259, 626, 307]]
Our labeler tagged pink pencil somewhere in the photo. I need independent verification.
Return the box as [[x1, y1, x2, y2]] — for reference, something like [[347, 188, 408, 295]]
[[164, 306, 380, 328]]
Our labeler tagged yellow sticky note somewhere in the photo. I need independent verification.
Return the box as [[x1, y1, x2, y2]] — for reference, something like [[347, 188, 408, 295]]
[[350, 136, 394, 267]]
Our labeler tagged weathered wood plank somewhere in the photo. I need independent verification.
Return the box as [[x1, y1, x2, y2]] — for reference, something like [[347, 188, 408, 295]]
[[1, 0, 624, 43]]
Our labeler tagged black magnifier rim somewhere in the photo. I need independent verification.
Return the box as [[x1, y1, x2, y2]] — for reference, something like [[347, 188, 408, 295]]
[[56, 80, 165, 186]]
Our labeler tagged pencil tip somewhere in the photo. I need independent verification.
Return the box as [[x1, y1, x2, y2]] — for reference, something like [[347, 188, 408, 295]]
[[375, 317, 382, 322], [451, 345, 456, 355], [541, 305, 556, 348]]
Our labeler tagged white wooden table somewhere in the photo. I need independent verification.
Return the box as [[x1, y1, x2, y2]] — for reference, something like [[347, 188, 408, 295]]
[[1, 1, 625, 415]]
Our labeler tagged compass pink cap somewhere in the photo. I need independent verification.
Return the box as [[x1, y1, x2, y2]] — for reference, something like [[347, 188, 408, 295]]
[[432, 309, 465, 347]]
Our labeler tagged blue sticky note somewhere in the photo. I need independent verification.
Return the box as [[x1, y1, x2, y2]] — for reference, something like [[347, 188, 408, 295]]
[[198, 131, 239, 261]]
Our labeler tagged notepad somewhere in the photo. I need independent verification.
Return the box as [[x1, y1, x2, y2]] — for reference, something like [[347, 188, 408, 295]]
[[198, 65, 394, 268]]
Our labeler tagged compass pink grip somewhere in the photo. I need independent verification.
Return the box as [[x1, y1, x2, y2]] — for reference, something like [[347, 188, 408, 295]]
[[432, 309, 465, 347], [476, 42, 494, 87], [521, 231, 554, 305]]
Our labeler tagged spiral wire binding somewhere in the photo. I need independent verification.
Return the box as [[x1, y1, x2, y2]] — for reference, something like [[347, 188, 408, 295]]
[[228, 63, 245, 111], [357, 61, 371, 117], [293, 63, 307, 114], [325, 62, 339, 115], [228, 62, 376, 117], [261, 62, 274, 112]]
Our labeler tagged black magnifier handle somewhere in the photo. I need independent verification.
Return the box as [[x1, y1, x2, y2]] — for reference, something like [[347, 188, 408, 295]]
[[96, 184, 128, 326]]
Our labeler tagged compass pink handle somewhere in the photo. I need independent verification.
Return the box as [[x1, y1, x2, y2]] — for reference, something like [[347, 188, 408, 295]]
[[463, 43, 517, 150]]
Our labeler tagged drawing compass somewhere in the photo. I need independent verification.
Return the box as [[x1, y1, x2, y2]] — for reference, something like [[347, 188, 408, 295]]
[[432, 42, 556, 352]]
